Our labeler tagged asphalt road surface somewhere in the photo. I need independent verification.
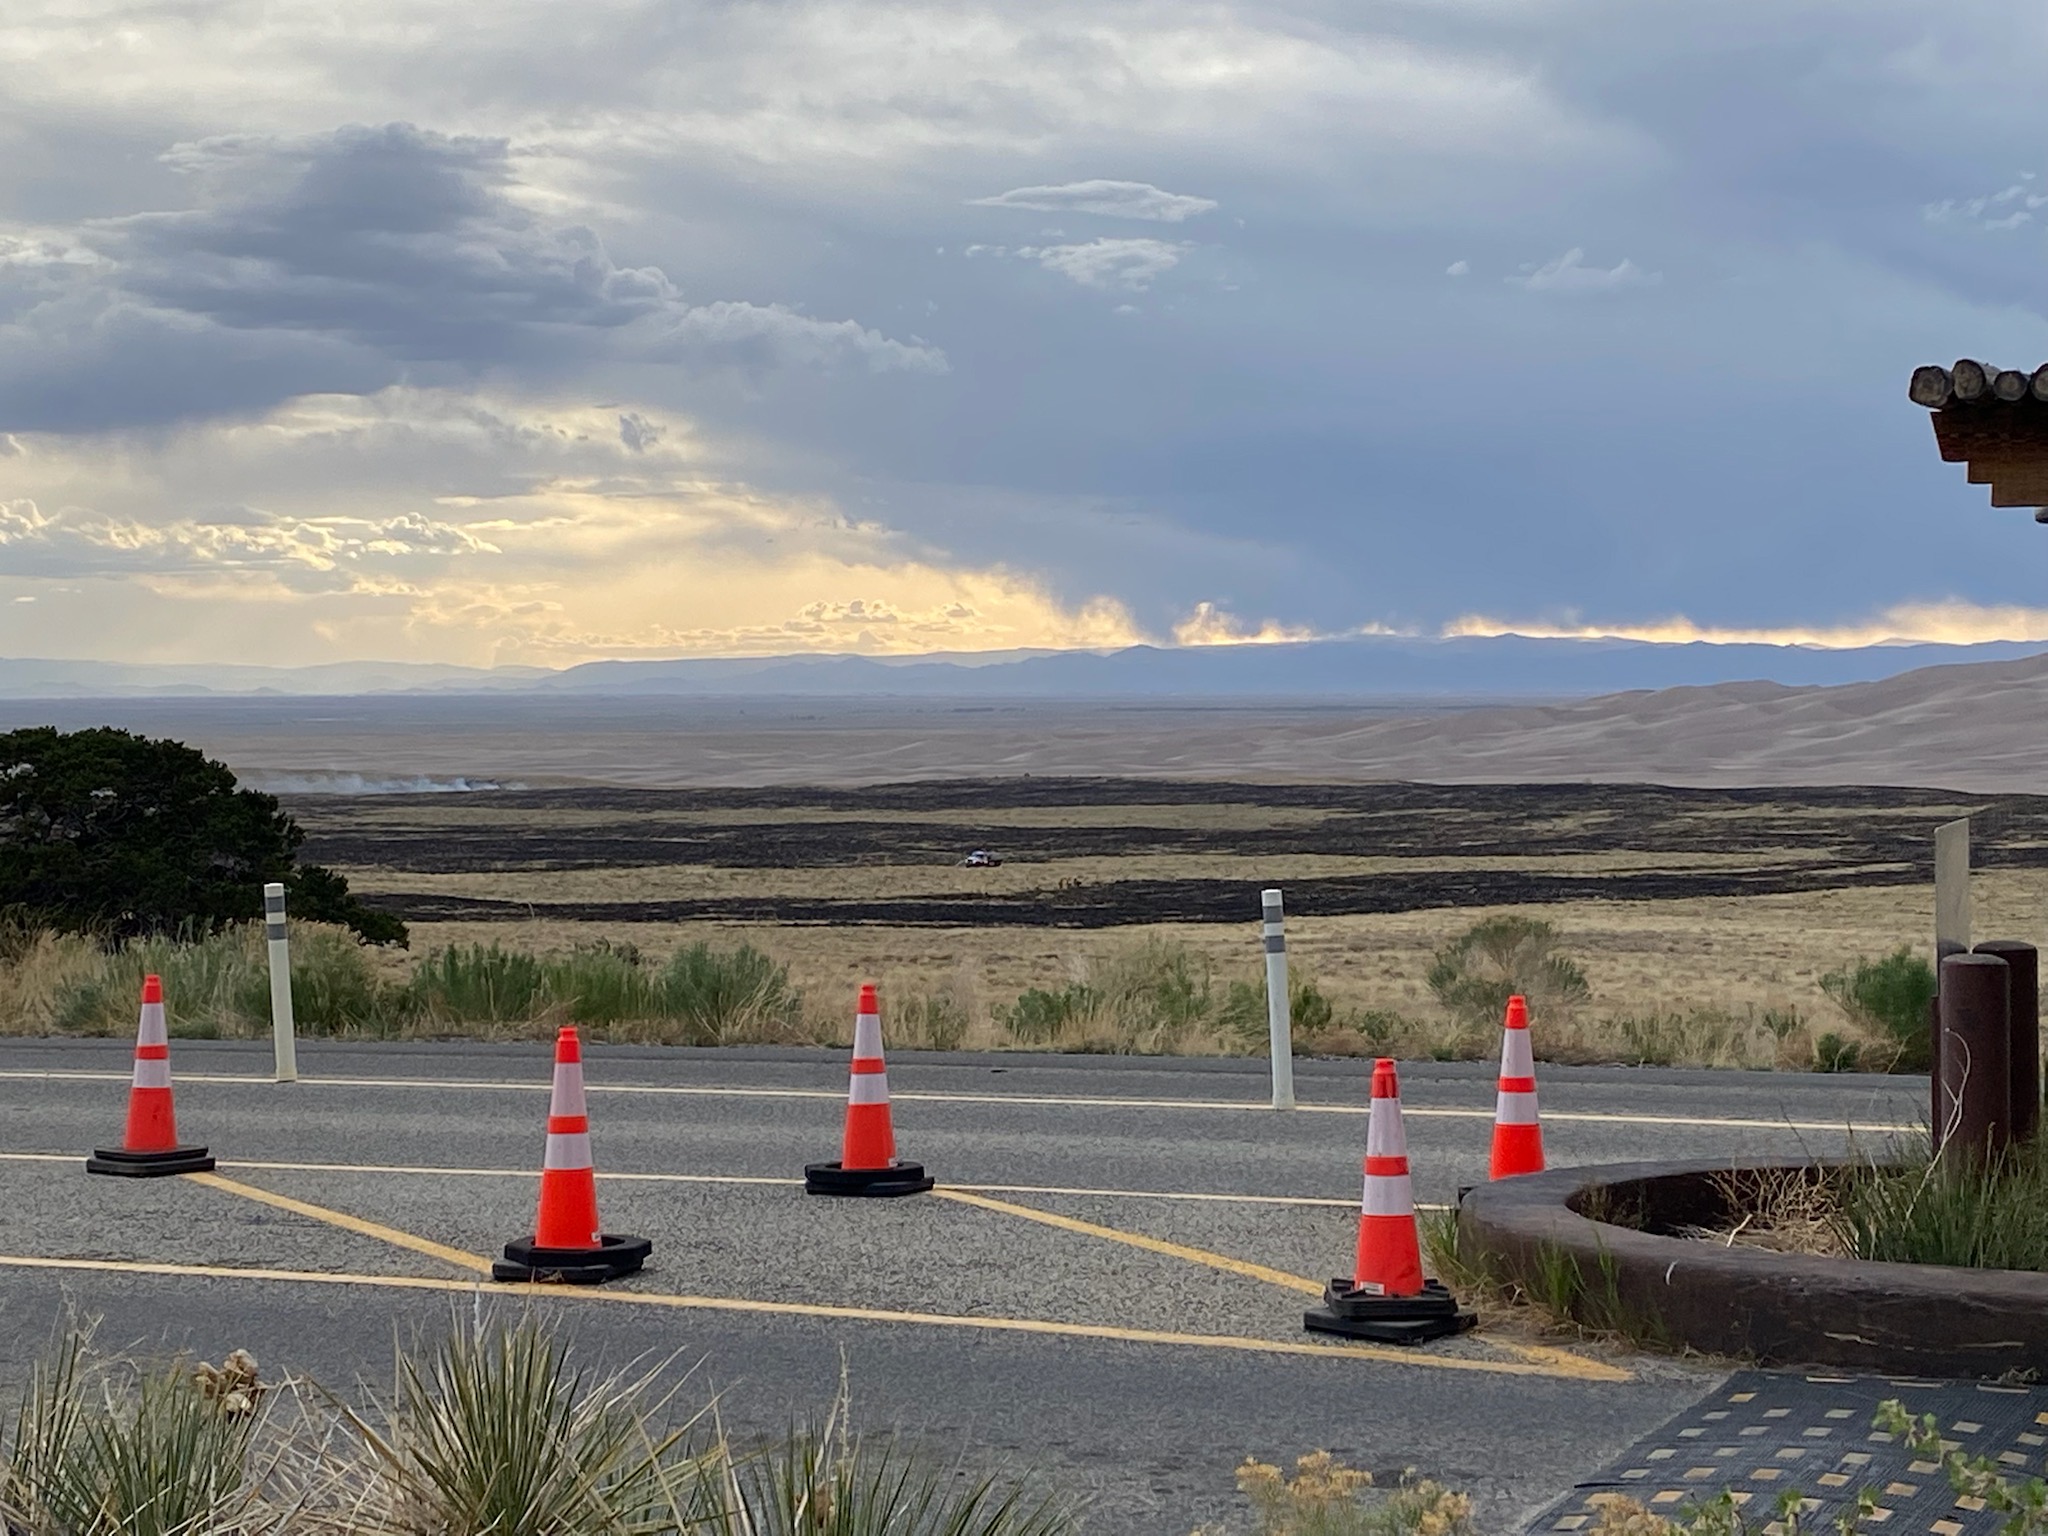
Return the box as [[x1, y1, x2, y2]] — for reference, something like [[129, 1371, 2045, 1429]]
[[0, 1040, 1927, 1534]]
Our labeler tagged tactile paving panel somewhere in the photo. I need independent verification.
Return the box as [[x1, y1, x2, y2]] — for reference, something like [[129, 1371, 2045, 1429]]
[[1531, 1371, 2048, 1535]]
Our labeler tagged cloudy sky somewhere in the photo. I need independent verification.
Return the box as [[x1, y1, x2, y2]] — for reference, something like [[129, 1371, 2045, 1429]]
[[1, 1, 2044, 667]]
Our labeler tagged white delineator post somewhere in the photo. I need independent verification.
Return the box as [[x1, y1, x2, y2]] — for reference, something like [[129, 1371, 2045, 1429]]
[[1262, 888, 1295, 1109], [263, 882, 298, 1082]]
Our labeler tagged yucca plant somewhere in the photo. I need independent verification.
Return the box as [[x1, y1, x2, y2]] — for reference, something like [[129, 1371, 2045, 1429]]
[[2, 1330, 263, 1536], [711, 1416, 1069, 1536], [338, 1321, 719, 1536]]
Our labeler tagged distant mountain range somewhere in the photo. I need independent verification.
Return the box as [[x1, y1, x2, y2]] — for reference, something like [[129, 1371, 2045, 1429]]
[[9, 644, 2048, 791], [4, 637, 2047, 700]]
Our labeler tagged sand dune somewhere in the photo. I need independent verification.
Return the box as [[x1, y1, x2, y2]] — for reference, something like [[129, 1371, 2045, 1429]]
[[7, 648, 2045, 791]]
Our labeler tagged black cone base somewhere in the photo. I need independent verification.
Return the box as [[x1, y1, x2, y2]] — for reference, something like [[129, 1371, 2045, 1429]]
[[804, 1160, 934, 1197], [86, 1145, 215, 1178], [1304, 1277, 1475, 1345], [492, 1233, 652, 1285]]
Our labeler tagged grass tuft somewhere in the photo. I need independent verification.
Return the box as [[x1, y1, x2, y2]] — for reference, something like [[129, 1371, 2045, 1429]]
[[403, 944, 551, 1026], [655, 941, 806, 1045], [1837, 1135, 2048, 1271]]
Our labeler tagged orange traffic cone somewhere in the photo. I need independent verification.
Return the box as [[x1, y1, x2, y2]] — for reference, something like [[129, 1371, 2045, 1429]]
[[493, 1027, 651, 1283], [1489, 994, 1546, 1179], [804, 983, 933, 1197], [87, 975, 214, 1177], [1305, 1058, 1472, 1344]]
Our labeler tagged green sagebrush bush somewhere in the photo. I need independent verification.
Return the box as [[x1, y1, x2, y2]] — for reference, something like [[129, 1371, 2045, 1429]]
[[1820, 946, 1935, 1072], [1426, 916, 1588, 1032]]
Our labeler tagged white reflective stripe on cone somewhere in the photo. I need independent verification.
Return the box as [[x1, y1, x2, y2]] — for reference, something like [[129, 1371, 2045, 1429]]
[[131, 1058, 172, 1090], [1361, 1173, 1414, 1217], [1495, 1089, 1540, 1124], [1365, 1101, 1409, 1159], [136, 1002, 168, 1048], [1500, 1026, 1535, 1077], [543, 1131, 594, 1170], [848, 1071, 890, 1105], [852, 1014, 883, 1058], [550, 1065, 588, 1117]]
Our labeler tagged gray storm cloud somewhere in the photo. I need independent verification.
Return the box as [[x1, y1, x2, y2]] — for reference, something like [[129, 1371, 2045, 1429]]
[[3, 0, 2048, 655], [0, 123, 943, 433]]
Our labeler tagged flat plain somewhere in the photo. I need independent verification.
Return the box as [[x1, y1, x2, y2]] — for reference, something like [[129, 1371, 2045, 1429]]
[[290, 777, 2048, 1058]]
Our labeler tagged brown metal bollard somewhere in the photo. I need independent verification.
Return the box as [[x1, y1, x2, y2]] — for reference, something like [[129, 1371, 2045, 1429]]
[[1975, 939, 2040, 1145], [1938, 952, 2012, 1162]]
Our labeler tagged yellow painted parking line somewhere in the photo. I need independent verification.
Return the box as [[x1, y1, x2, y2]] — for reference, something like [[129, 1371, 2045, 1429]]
[[186, 1171, 495, 1276], [934, 1187, 1629, 1383], [0, 1069, 1917, 1135], [0, 1253, 1612, 1379], [936, 1186, 1329, 1296]]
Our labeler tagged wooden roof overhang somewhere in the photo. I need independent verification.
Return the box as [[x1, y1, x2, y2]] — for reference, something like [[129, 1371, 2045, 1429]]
[[1911, 360, 2048, 513]]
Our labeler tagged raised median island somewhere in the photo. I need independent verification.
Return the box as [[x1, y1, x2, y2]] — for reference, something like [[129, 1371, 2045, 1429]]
[[1459, 1155, 2048, 1377]]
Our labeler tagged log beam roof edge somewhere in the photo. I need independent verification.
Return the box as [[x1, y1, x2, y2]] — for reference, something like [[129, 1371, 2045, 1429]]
[[1911, 360, 2048, 510]]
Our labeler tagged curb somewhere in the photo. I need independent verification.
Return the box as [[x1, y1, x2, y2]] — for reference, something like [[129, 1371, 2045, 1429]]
[[1459, 1158, 2048, 1378]]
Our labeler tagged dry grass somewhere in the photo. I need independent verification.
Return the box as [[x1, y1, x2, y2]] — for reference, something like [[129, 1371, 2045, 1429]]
[[353, 859, 2048, 1051], [4, 879, 1973, 1064], [1681, 1168, 1851, 1257], [375, 864, 2028, 1063], [21, 777, 2031, 1066], [279, 777, 2048, 1068]]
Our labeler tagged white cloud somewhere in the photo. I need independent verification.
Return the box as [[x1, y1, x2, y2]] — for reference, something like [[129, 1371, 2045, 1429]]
[[0, 388, 1145, 664], [1923, 176, 2048, 230], [1020, 237, 1188, 291], [971, 179, 1217, 222], [1445, 259, 1470, 277], [0, 495, 496, 588], [0, 4, 1614, 193], [1173, 602, 1319, 645], [1510, 248, 1660, 293], [1171, 602, 1412, 646], [1444, 600, 2048, 648]]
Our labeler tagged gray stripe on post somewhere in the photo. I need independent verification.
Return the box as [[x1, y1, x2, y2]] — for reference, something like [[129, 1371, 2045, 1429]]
[[266, 922, 287, 941], [1263, 933, 1287, 953]]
